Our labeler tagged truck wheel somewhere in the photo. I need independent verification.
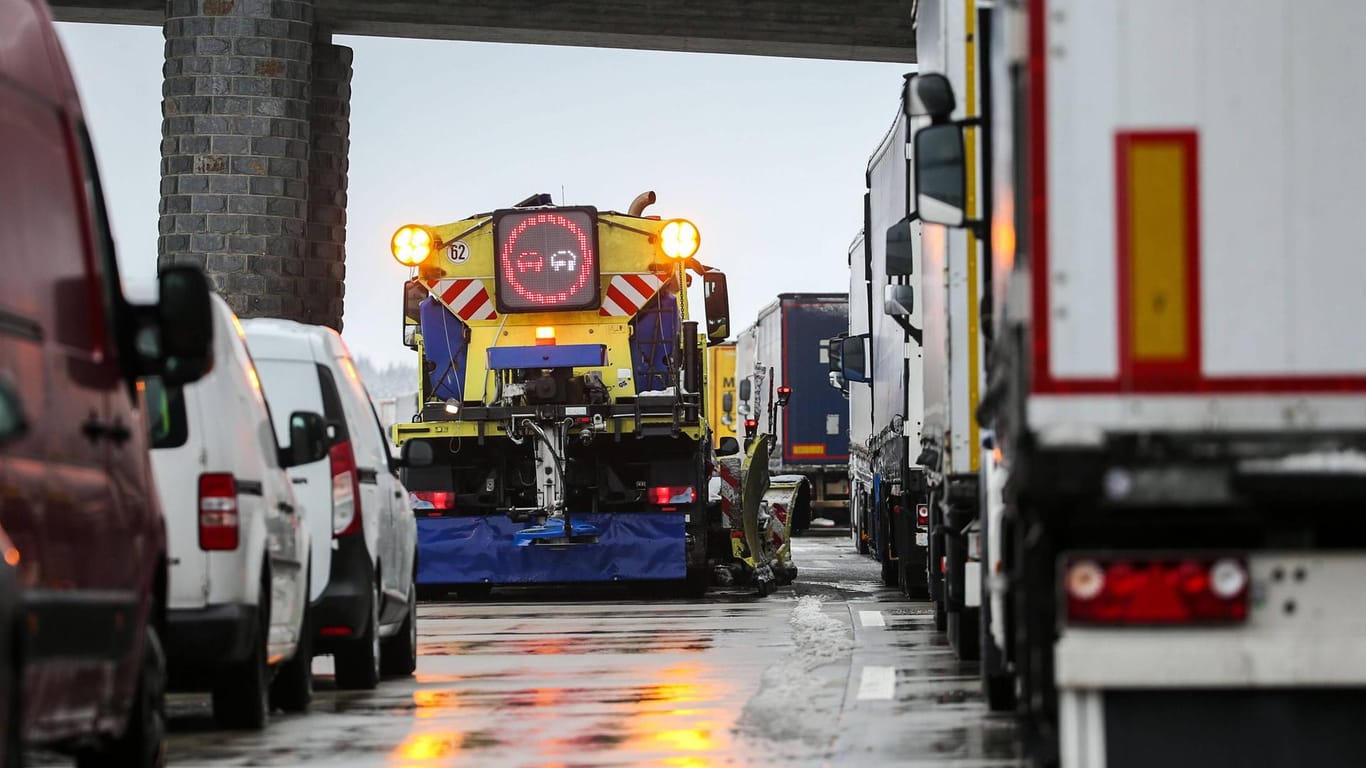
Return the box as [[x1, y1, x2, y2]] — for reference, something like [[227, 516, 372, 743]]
[[380, 584, 417, 677], [77, 624, 167, 768], [950, 607, 981, 662], [334, 583, 381, 691], [212, 607, 269, 730], [270, 597, 313, 713], [879, 511, 899, 587], [980, 561, 1016, 711]]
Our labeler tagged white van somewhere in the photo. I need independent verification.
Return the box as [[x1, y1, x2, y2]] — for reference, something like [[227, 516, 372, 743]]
[[242, 319, 418, 689], [149, 295, 328, 729]]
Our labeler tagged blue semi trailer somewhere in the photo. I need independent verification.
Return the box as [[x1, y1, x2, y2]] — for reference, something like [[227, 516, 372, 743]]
[[735, 293, 850, 528]]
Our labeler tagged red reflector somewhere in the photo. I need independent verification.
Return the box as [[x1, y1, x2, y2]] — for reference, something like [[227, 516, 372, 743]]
[[198, 473, 239, 551], [648, 486, 697, 506], [320, 626, 353, 637], [1065, 556, 1249, 625]]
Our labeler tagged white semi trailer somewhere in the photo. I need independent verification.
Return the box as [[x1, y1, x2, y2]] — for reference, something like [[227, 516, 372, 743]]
[[907, 0, 1366, 765]]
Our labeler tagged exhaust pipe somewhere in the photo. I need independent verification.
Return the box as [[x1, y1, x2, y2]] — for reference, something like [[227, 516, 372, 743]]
[[628, 190, 656, 217]]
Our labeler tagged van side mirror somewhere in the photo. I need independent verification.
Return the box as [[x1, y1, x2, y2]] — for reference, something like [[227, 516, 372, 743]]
[[886, 216, 917, 277], [738, 379, 751, 402], [914, 124, 968, 227], [703, 272, 731, 345], [402, 438, 435, 469], [717, 436, 740, 457], [155, 266, 214, 386], [841, 334, 870, 384], [0, 381, 26, 444], [884, 284, 914, 317], [281, 411, 329, 468]]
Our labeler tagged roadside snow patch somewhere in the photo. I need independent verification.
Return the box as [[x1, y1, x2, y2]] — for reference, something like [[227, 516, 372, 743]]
[[736, 597, 853, 750]]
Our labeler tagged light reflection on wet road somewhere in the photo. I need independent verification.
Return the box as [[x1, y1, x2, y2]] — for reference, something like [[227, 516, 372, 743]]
[[71, 533, 1023, 766]]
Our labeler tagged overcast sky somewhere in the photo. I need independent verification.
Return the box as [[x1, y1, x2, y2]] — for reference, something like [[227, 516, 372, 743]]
[[56, 23, 909, 366]]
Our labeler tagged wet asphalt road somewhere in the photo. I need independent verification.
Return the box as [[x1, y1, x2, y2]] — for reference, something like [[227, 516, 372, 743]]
[[43, 532, 1025, 766]]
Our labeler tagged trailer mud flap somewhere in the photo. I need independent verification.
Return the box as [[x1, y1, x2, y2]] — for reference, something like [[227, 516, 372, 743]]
[[415, 513, 686, 584]]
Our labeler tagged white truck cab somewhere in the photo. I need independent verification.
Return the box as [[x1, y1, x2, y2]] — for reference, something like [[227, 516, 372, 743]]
[[150, 295, 326, 729], [242, 319, 418, 689]]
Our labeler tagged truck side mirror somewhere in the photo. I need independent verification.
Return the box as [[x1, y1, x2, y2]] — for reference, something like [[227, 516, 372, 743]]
[[722, 392, 734, 413], [739, 379, 751, 402], [703, 272, 731, 345], [884, 284, 914, 317], [0, 381, 26, 444], [402, 438, 435, 469], [915, 73, 957, 122], [841, 334, 870, 384], [886, 216, 916, 277], [914, 124, 968, 227], [155, 266, 214, 386], [717, 436, 740, 456], [281, 411, 329, 468], [402, 278, 426, 350]]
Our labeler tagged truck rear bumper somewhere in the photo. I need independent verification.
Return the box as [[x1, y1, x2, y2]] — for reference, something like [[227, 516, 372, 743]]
[[1061, 688, 1366, 768], [1056, 552, 1366, 767], [416, 512, 686, 585]]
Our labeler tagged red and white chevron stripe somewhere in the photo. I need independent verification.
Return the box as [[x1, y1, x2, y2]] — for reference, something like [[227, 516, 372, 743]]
[[430, 278, 497, 321], [599, 273, 665, 317]]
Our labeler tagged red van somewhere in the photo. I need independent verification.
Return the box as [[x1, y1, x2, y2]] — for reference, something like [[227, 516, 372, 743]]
[[0, 0, 213, 765]]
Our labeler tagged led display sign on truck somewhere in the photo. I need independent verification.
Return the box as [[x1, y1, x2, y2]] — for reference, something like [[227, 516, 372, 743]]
[[494, 208, 600, 312]]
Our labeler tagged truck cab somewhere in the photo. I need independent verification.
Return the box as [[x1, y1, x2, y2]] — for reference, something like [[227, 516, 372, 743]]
[[389, 194, 732, 594]]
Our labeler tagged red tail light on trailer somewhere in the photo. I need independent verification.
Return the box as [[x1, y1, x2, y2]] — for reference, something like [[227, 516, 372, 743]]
[[198, 473, 239, 551], [1064, 556, 1249, 625], [330, 440, 363, 537], [648, 486, 697, 509], [411, 490, 455, 517]]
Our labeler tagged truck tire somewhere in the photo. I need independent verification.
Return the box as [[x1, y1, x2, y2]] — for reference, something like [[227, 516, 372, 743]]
[[334, 582, 381, 691], [77, 624, 167, 768], [380, 584, 417, 677], [979, 540, 1016, 711], [270, 595, 313, 713], [212, 607, 269, 730]]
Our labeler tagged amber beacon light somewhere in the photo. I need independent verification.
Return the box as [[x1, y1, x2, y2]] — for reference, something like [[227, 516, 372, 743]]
[[660, 219, 700, 260], [391, 225, 435, 267]]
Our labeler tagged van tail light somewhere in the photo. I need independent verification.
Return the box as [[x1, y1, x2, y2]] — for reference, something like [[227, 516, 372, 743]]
[[916, 504, 930, 527], [411, 490, 455, 518], [648, 486, 697, 511], [1064, 556, 1249, 625], [198, 473, 239, 551], [330, 440, 363, 537]]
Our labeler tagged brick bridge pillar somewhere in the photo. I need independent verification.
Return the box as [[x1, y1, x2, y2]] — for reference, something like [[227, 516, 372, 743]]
[[159, 0, 351, 330]]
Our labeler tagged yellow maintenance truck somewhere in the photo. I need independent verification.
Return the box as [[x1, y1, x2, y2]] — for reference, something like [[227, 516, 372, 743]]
[[388, 192, 753, 596]]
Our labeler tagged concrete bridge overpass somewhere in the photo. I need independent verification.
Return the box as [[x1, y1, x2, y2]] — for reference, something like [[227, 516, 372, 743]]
[[50, 0, 916, 328]]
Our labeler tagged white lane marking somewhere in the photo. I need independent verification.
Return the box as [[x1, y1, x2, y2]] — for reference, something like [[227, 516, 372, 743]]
[[858, 610, 885, 627], [857, 666, 896, 700]]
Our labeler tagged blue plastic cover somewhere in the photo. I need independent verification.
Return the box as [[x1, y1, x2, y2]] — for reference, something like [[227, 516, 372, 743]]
[[420, 297, 467, 400], [416, 512, 686, 584], [629, 290, 678, 391], [487, 344, 607, 370]]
